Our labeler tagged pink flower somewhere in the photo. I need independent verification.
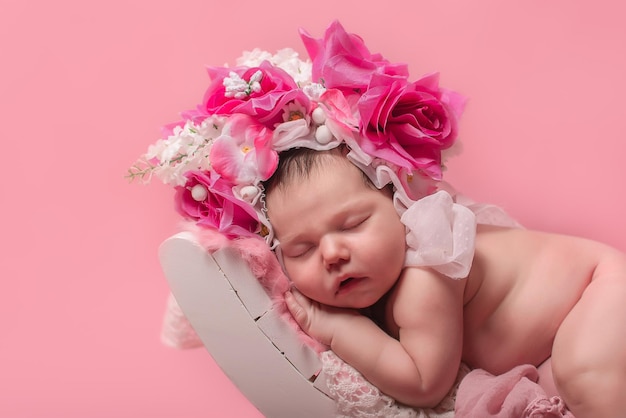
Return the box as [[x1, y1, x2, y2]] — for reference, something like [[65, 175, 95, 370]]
[[175, 170, 259, 238], [186, 61, 311, 128], [300, 20, 408, 93], [315, 88, 368, 154], [318, 88, 359, 129], [357, 72, 465, 180], [209, 114, 278, 184]]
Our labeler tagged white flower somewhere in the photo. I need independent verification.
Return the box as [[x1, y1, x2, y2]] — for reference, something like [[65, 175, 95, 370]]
[[195, 114, 226, 138], [271, 48, 300, 64], [236, 48, 273, 67], [141, 118, 225, 186], [270, 48, 312, 85], [303, 83, 326, 101], [281, 101, 309, 123], [236, 48, 313, 87], [224, 70, 263, 99], [293, 60, 313, 86]]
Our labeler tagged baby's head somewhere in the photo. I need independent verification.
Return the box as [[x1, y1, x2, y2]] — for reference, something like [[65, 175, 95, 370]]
[[264, 146, 407, 309], [132, 21, 464, 299], [264, 145, 378, 196]]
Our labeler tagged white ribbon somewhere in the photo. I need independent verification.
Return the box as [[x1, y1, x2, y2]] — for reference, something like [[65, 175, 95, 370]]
[[400, 190, 477, 279]]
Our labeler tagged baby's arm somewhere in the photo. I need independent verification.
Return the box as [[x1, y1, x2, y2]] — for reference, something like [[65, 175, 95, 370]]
[[285, 267, 465, 408]]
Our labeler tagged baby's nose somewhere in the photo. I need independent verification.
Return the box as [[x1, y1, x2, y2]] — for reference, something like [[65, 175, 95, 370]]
[[320, 234, 350, 269]]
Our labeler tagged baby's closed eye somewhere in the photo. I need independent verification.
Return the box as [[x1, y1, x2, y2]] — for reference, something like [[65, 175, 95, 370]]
[[342, 216, 369, 231], [283, 244, 315, 258]]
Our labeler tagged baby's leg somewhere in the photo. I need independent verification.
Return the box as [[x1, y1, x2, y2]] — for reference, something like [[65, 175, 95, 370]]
[[536, 358, 558, 397], [551, 250, 626, 418]]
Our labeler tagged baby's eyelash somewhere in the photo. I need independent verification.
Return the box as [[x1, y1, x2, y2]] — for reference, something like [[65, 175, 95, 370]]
[[288, 245, 314, 258], [343, 216, 369, 230]]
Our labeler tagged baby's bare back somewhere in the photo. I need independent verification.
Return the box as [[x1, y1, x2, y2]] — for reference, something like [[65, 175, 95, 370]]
[[461, 225, 610, 374]]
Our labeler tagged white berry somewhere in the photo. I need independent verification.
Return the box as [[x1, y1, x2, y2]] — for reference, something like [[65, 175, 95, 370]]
[[191, 184, 208, 201], [315, 125, 333, 144]]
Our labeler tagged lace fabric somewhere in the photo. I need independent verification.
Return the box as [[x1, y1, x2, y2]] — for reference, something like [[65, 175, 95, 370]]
[[321, 351, 469, 418]]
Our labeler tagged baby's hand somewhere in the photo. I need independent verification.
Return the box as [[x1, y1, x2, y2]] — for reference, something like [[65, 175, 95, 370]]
[[284, 289, 359, 346]]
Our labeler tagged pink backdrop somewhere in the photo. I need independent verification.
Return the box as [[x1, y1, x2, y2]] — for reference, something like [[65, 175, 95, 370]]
[[2, 1, 625, 416]]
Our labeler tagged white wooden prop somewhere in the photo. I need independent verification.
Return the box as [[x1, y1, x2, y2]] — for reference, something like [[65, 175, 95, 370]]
[[159, 232, 336, 418]]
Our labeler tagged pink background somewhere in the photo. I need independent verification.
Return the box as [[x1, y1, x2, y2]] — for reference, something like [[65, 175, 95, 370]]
[[2, 1, 625, 417]]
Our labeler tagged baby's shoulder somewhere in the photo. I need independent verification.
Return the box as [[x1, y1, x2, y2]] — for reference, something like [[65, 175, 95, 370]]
[[391, 267, 466, 318]]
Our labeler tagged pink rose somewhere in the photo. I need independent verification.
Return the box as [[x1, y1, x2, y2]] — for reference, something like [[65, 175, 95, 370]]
[[300, 20, 408, 93], [357, 72, 465, 180], [175, 170, 259, 238], [185, 61, 310, 129]]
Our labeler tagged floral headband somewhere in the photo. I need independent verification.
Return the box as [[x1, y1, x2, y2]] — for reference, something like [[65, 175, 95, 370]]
[[128, 20, 465, 246]]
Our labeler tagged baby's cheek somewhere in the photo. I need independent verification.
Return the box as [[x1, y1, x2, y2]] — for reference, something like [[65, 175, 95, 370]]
[[293, 270, 326, 301], [282, 261, 297, 283], [375, 223, 406, 260], [285, 264, 309, 289]]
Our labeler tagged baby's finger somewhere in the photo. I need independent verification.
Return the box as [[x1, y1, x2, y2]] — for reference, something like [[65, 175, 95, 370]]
[[284, 291, 310, 330], [284, 290, 299, 310], [289, 288, 312, 307]]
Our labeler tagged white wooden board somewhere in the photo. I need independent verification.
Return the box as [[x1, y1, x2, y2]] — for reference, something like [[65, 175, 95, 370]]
[[159, 232, 336, 418]]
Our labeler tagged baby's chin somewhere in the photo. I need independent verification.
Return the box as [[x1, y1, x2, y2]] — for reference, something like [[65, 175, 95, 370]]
[[332, 293, 387, 310]]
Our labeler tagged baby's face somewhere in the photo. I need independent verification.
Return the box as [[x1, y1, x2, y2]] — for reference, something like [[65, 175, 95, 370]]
[[266, 157, 407, 308]]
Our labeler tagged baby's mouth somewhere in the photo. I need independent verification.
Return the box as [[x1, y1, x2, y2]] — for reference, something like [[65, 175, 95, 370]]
[[339, 277, 355, 288], [337, 276, 364, 294]]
